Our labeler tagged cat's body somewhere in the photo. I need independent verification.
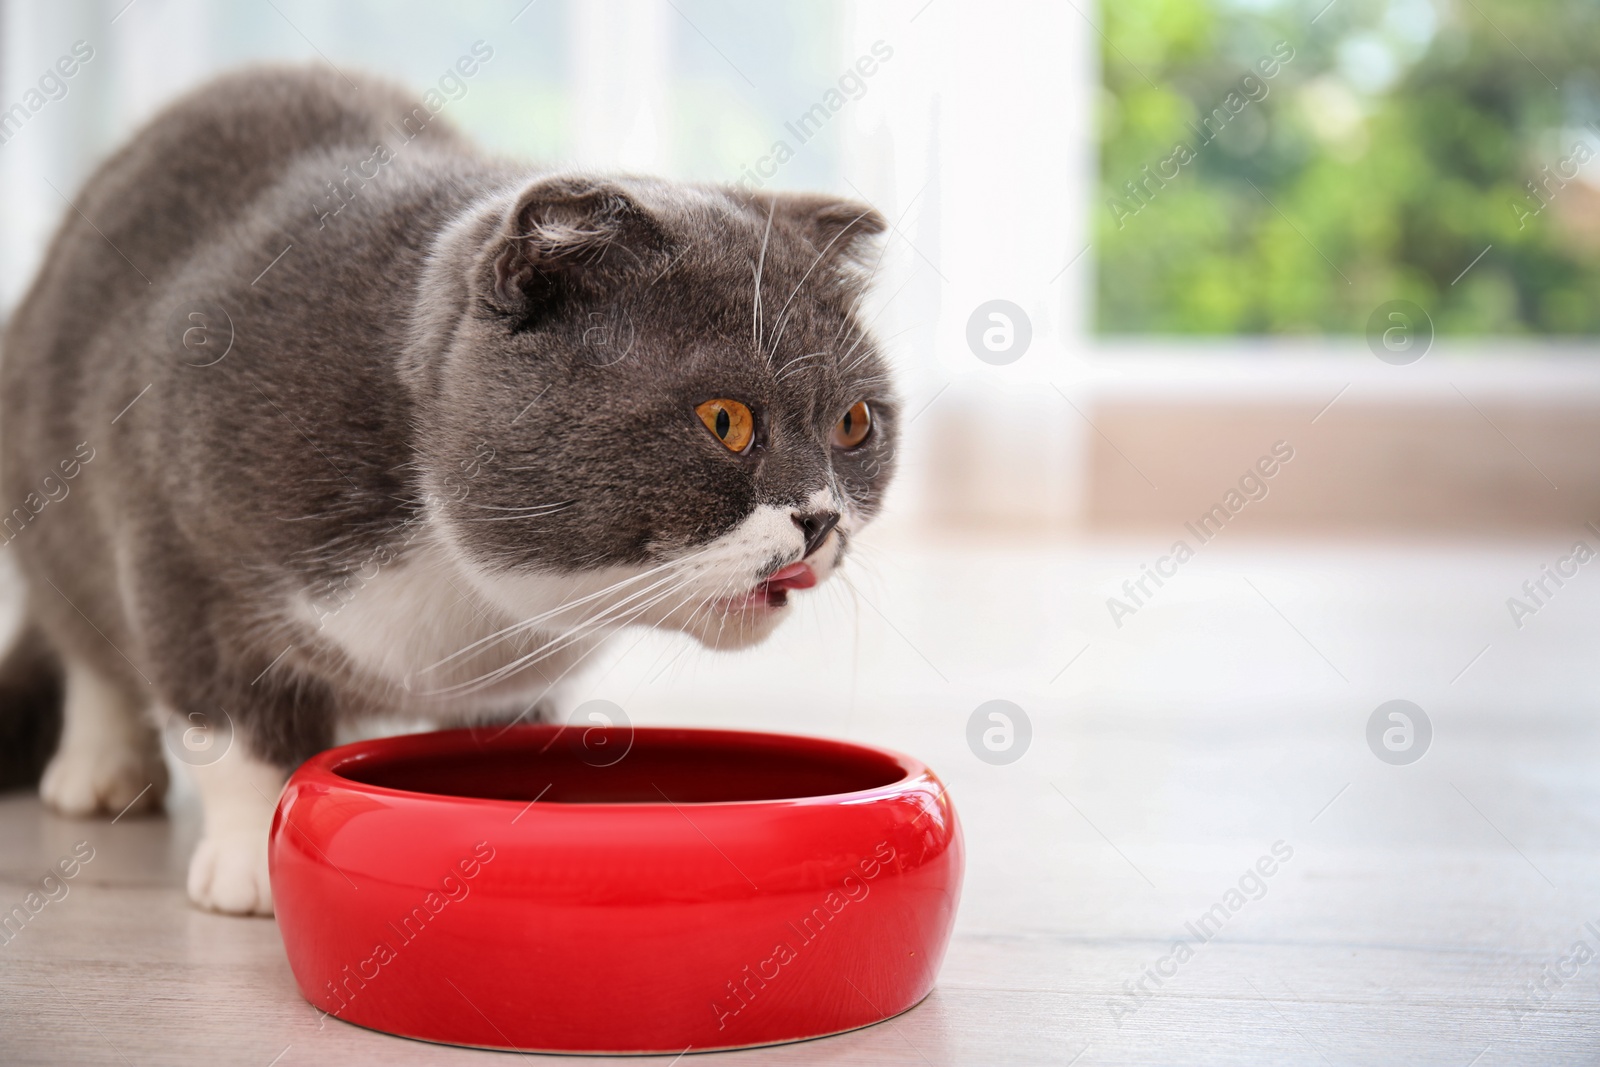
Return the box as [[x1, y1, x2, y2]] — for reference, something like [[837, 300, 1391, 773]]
[[0, 66, 896, 914]]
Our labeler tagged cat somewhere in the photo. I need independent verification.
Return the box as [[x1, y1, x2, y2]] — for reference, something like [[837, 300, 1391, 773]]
[[0, 65, 897, 915]]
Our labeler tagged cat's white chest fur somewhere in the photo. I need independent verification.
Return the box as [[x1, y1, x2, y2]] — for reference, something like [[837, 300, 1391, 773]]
[[299, 538, 625, 722], [300, 493, 842, 722]]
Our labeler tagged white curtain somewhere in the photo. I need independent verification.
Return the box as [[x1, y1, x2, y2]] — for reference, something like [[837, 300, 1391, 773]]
[[0, 0, 1098, 528]]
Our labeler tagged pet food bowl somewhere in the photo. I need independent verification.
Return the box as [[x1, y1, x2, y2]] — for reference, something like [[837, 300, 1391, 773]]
[[268, 724, 963, 1053]]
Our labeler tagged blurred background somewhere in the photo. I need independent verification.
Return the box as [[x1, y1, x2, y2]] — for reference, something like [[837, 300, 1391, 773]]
[[6, 0, 1600, 539], [4, 2, 1599, 1060]]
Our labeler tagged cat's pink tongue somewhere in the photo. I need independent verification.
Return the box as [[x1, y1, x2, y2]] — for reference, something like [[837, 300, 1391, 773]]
[[763, 562, 816, 592]]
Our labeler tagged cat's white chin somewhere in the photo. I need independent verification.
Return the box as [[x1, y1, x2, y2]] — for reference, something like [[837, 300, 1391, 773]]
[[680, 600, 792, 650]]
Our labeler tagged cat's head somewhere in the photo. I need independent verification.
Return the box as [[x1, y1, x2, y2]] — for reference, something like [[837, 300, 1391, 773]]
[[409, 174, 897, 650]]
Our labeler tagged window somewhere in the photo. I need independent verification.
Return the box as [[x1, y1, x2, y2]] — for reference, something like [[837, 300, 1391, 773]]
[[1096, 0, 1600, 335]]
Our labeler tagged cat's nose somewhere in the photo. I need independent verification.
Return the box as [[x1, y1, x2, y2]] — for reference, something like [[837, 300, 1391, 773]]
[[793, 509, 840, 558]]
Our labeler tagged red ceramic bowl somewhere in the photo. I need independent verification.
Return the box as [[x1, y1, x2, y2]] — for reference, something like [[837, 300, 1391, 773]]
[[268, 724, 963, 1053]]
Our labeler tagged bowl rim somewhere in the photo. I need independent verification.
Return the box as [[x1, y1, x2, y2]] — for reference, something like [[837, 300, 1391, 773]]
[[293, 724, 939, 813]]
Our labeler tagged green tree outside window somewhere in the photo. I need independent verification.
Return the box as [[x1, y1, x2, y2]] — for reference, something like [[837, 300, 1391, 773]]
[[1096, 0, 1600, 336]]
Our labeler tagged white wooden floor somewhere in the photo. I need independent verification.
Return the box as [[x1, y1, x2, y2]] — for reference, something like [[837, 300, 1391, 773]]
[[3, 536, 1599, 1065]]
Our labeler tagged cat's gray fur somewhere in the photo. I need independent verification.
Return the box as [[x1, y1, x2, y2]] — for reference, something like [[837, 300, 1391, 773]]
[[0, 66, 896, 911]]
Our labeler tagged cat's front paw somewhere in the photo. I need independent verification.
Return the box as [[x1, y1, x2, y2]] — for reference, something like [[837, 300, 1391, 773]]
[[40, 739, 168, 818], [187, 831, 273, 916]]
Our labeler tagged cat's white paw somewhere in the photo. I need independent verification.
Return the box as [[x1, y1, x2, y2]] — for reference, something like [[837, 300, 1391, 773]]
[[187, 831, 273, 916], [40, 738, 168, 818], [183, 733, 285, 917]]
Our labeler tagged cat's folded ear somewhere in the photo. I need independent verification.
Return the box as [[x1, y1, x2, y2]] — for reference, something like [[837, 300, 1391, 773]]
[[747, 192, 887, 270], [485, 176, 664, 322]]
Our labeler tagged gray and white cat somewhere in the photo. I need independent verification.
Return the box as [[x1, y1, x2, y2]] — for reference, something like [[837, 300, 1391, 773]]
[[0, 66, 897, 915]]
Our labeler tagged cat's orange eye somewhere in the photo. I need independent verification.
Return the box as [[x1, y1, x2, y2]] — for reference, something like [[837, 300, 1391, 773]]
[[831, 400, 872, 449], [695, 399, 754, 453]]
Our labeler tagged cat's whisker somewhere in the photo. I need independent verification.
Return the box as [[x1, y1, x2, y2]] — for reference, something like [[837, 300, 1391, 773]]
[[461, 513, 574, 523], [503, 574, 716, 706], [753, 201, 775, 361], [476, 590, 691, 737], [836, 278, 913, 373], [775, 350, 826, 384], [471, 556, 757, 697], [865, 323, 920, 349], [428, 569, 709, 696], [458, 502, 577, 522], [829, 263, 883, 357], [422, 547, 724, 685], [430, 561, 705, 675], [710, 574, 741, 646], [827, 187, 911, 370], [465, 502, 575, 513], [417, 547, 716, 674], [767, 207, 876, 357]]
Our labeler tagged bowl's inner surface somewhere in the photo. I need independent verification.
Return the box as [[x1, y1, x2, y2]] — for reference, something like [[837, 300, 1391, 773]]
[[334, 728, 908, 804]]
